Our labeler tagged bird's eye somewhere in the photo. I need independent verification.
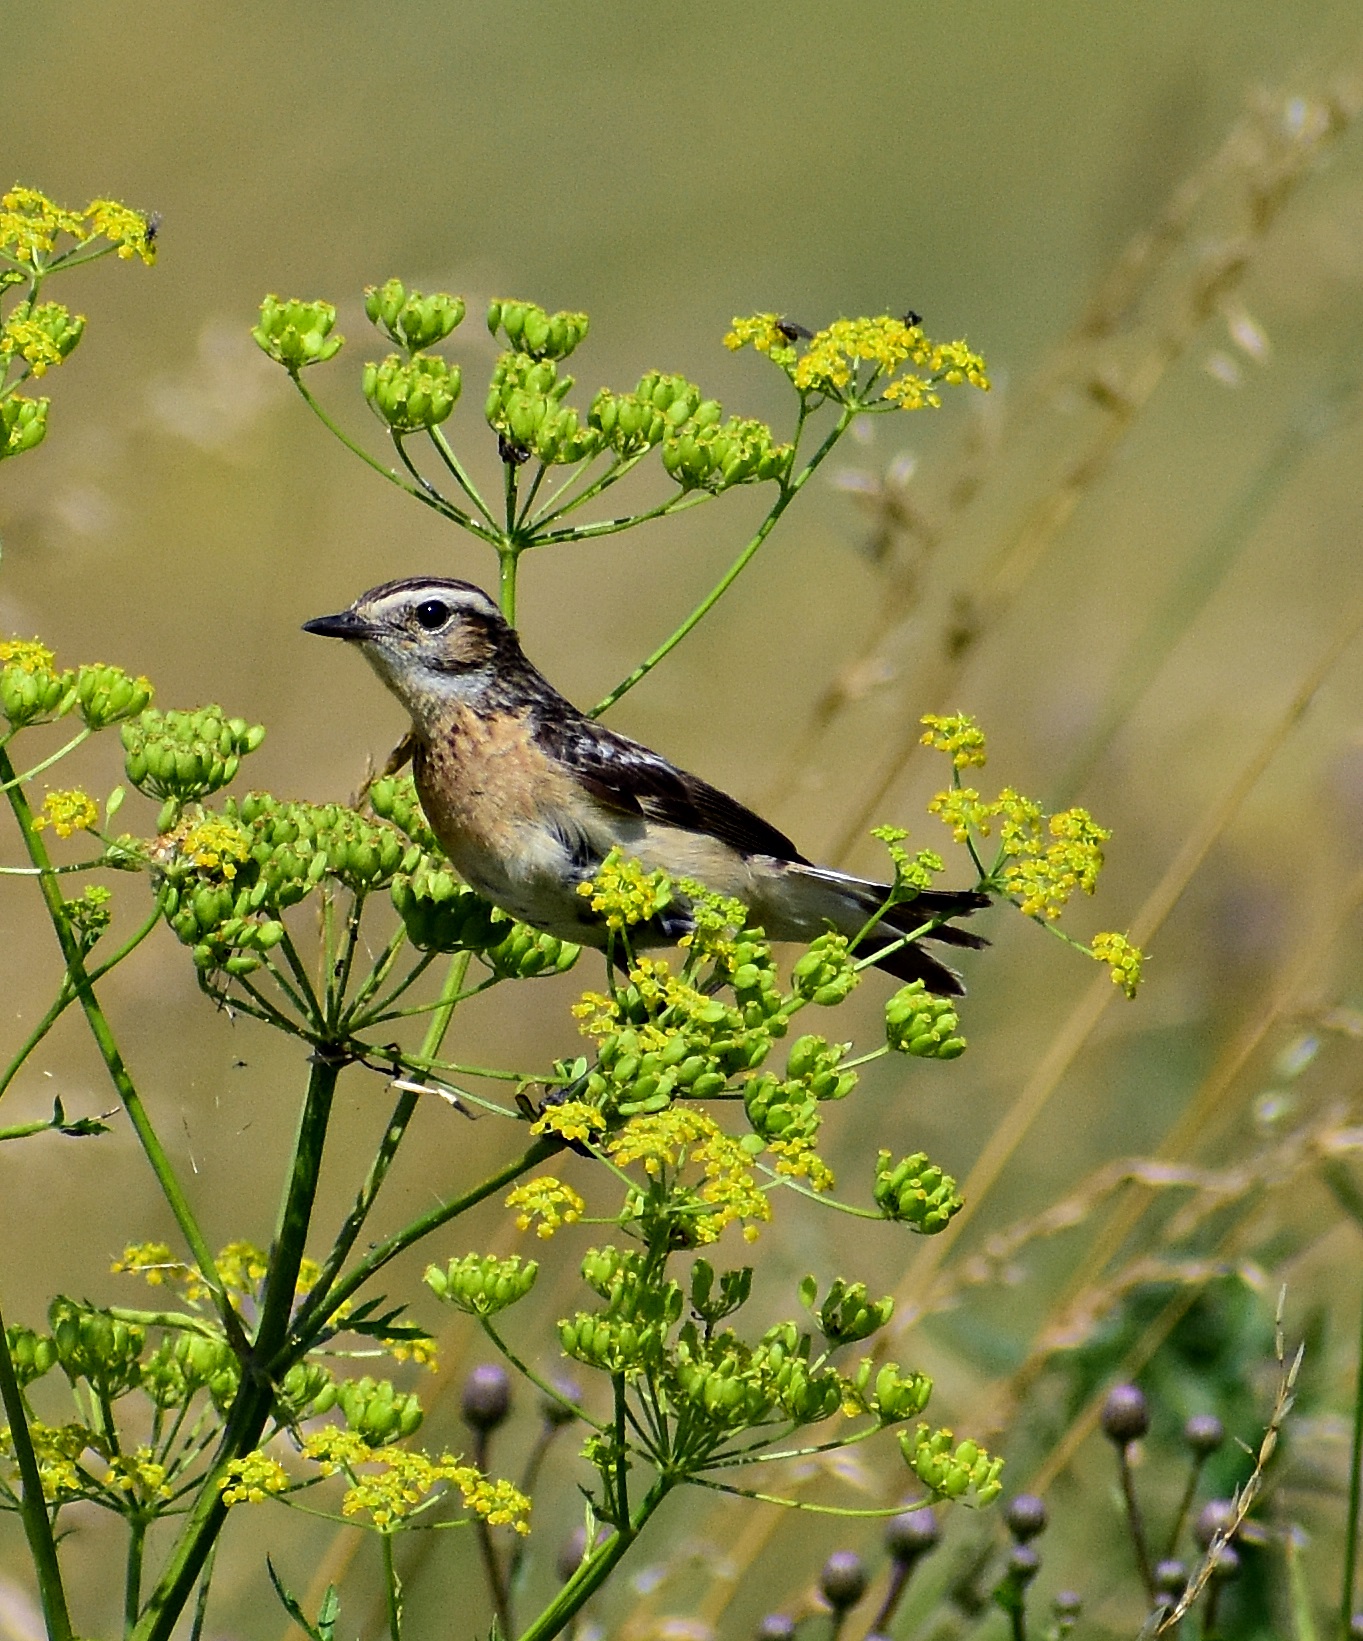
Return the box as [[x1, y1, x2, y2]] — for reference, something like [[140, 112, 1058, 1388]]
[[414, 600, 451, 631]]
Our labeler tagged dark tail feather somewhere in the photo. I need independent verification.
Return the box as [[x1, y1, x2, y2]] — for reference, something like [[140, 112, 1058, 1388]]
[[869, 889, 992, 995], [859, 932, 968, 996]]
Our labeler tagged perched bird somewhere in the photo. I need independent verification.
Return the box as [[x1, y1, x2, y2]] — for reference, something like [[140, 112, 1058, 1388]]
[[304, 577, 988, 993]]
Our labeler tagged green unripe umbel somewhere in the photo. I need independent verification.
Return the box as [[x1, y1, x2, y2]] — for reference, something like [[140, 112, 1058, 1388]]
[[364, 279, 465, 352], [873, 1149, 963, 1234], [487, 298, 590, 361], [74, 663, 153, 730], [4, 1326, 57, 1387], [391, 865, 502, 952], [363, 352, 461, 433], [885, 980, 966, 1059], [0, 394, 50, 460], [0, 647, 71, 727], [121, 706, 265, 818], [252, 295, 343, 371], [337, 1376, 423, 1445], [425, 1252, 539, 1316]]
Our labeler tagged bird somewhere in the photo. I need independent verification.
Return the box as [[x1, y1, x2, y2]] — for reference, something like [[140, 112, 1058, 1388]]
[[303, 577, 989, 994]]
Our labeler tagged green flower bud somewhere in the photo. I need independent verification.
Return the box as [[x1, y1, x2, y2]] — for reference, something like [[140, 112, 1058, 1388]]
[[885, 980, 967, 1059], [802, 1276, 894, 1347], [74, 663, 154, 730], [27, 301, 85, 363], [362, 352, 461, 433], [367, 774, 442, 852], [276, 1360, 338, 1422], [861, 1360, 933, 1423], [791, 934, 860, 1007], [488, 299, 589, 361], [48, 1296, 144, 1397], [0, 645, 72, 727], [0, 394, 50, 460], [337, 1375, 423, 1445], [391, 865, 501, 952], [873, 1149, 963, 1234], [5, 1326, 57, 1387], [121, 706, 265, 812], [173, 1331, 240, 1406], [901, 1423, 1004, 1507], [425, 1252, 538, 1316], [662, 414, 788, 492], [483, 917, 580, 979], [365, 279, 465, 351], [744, 1072, 820, 1147], [252, 295, 342, 371], [689, 1260, 752, 1324]]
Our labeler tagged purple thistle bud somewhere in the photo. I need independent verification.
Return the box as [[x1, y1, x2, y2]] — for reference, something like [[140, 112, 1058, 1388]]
[[1183, 1413, 1225, 1456], [755, 1618, 797, 1641], [1005, 1493, 1048, 1541], [1008, 1544, 1041, 1584], [540, 1374, 582, 1427], [885, 1504, 940, 1561], [1193, 1499, 1236, 1549], [461, 1362, 512, 1433], [1153, 1559, 1187, 1596], [1208, 1543, 1241, 1581], [1100, 1383, 1150, 1444], [1053, 1591, 1083, 1617], [819, 1550, 868, 1611]]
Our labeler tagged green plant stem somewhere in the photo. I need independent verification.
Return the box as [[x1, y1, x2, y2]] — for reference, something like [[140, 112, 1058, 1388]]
[[0, 1299, 74, 1641], [0, 903, 161, 1101], [517, 1476, 672, 1641], [285, 1135, 560, 1358], [187, 1545, 216, 1641], [0, 727, 91, 789], [499, 544, 519, 622], [1343, 1285, 1363, 1638], [253, 1054, 340, 1365], [0, 746, 245, 1352], [290, 376, 471, 532], [130, 1052, 343, 1641], [125, 1516, 147, 1637], [589, 407, 851, 718], [290, 954, 468, 1345], [427, 426, 496, 527], [381, 1533, 403, 1641], [390, 438, 489, 540]]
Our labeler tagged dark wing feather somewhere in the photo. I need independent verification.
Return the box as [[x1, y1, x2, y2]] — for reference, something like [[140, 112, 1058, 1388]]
[[535, 711, 808, 863]]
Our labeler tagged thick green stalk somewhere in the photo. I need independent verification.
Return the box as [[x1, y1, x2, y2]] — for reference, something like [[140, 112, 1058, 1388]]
[[589, 405, 849, 718], [516, 1477, 672, 1641], [0, 1301, 74, 1641], [0, 748, 243, 1349], [124, 1516, 146, 1638], [130, 1053, 341, 1641], [292, 953, 469, 1345]]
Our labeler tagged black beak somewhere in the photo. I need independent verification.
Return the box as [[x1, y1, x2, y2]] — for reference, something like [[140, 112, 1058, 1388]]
[[303, 609, 372, 641]]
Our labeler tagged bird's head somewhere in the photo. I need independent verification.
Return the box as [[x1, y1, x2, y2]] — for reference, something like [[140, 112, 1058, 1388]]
[[304, 577, 524, 729]]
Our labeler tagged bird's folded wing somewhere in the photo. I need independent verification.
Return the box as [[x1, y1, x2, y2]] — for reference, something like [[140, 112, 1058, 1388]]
[[534, 714, 808, 864]]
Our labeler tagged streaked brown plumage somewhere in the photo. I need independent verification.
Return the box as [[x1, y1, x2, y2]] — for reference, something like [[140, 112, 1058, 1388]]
[[304, 577, 989, 992]]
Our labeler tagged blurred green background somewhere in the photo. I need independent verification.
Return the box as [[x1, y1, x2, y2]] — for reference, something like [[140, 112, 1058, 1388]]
[[6, 3, 1363, 1636]]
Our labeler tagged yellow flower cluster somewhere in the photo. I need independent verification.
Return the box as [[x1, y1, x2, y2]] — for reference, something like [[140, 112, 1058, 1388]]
[[0, 186, 155, 265], [3, 316, 62, 376], [925, 788, 993, 844], [532, 1099, 607, 1145], [221, 1450, 291, 1506], [174, 815, 252, 880], [105, 1447, 172, 1500], [37, 788, 99, 838], [1000, 800, 1110, 920], [3, 1421, 93, 1499], [111, 1242, 181, 1285], [0, 637, 56, 672], [1091, 931, 1145, 998], [573, 955, 709, 1052], [297, 1427, 530, 1533], [506, 1175, 586, 1238], [920, 713, 988, 769], [575, 849, 672, 931], [608, 1106, 771, 1243], [723, 313, 798, 367], [389, 1336, 440, 1371]]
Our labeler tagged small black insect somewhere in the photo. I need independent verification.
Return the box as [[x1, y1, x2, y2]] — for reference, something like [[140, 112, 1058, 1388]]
[[497, 432, 531, 467], [902, 309, 923, 328], [144, 212, 161, 247], [775, 318, 814, 342]]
